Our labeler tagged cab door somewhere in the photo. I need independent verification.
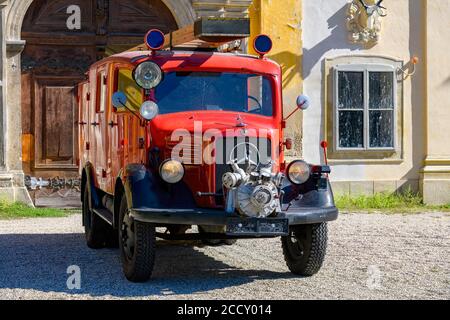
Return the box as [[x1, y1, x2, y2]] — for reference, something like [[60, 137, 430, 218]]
[[109, 66, 145, 193]]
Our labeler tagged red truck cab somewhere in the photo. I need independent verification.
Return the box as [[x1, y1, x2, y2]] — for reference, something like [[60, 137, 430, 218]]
[[78, 27, 338, 282]]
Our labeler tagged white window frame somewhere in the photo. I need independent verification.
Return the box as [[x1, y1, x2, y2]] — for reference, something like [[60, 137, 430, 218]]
[[333, 64, 397, 152]]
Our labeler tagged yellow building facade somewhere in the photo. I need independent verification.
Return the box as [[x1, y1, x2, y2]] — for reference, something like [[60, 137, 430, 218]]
[[249, 0, 449, 204]]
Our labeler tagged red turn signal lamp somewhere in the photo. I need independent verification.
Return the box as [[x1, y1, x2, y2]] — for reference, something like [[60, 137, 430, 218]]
[[145, 29, 165, 51], [320, 141, 328, 165], [284, 138, 293, 150], [253, 34, 273, 57]]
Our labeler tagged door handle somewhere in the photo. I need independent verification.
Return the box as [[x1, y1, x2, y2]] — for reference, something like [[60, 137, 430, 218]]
[[91, 122, 99, 126], [139, 138, 145, 149], [109, 121, 118, 128], [78, 121, 87, 126]]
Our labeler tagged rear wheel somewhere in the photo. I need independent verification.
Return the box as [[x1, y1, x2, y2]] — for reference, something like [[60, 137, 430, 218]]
[[82, 187, 111, 249], [119, 195, 156, 282], [281, 223, 328, 276]]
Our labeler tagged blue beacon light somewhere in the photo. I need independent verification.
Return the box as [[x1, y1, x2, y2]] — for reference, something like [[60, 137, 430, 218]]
[[145, 29, 165, 51], [253, 34, 273, 58]]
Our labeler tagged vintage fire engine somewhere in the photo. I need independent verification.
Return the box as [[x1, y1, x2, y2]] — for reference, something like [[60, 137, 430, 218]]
[[78, 18, 338, 282]]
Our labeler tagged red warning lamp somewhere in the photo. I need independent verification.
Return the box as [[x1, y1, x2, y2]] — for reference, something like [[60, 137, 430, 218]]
[[145, 29, 165, 51], [320, 141, 328, 165], [284, 138, 293, 150]]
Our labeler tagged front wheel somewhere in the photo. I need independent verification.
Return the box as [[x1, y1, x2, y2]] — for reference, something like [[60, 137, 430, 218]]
[[119, 195, 156, 282], [281, 223, 328, 276]]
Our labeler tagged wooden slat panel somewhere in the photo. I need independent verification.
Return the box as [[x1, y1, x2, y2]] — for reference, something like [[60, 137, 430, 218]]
[[44, 86, 75, 161], [32, 77, 81, 171]]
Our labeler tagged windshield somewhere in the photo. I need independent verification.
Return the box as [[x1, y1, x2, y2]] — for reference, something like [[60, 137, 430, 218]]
[[154, 72, 274, 116]]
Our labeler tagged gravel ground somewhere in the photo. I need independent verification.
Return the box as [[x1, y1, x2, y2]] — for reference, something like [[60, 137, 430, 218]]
[[0, 212, 449, 300]]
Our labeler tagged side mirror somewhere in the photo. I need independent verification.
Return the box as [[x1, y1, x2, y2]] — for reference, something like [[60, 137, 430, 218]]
[[112, 92, 127, 109], [296, 94, 311, 111], [284, 94, 311, 121], [112, 91, 142, 120]]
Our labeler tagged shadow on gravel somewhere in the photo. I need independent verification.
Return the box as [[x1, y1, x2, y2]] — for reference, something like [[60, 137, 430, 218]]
[[0, 233, 294, 298]]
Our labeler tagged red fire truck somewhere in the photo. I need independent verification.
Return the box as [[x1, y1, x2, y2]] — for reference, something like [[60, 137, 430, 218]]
[[78, 19, 338, 282]]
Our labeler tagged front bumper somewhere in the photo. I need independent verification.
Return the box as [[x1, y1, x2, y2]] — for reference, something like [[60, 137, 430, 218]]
[[129, 206, 338, 227]]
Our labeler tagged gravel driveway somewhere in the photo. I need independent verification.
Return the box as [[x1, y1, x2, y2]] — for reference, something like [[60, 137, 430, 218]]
[[0, 212, 448, 300]]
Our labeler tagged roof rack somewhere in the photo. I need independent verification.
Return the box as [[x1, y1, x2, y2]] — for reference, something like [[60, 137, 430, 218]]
[[127, 17, 250, 52]]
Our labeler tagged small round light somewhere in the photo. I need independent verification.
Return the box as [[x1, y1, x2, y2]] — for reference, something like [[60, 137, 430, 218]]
[[254, 34, 273, 56], [133, 61, 163, 89], [145, 29, 165, 50], [287, 160, 311, 185], [140, 101, 159, 120], [160, 160, 185, 184]]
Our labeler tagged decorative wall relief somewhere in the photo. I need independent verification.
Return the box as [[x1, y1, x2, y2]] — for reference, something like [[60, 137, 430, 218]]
[[347, 0, 387, 45]]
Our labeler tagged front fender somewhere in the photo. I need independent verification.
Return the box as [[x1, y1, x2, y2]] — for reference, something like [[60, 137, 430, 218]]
[[83, 162, 100, 209], [119, 164, 196, 210], [282, 178, 336, 211]]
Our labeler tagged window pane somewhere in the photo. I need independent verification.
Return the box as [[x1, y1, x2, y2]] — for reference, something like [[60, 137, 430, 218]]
[[117, 69, 143, 112], [155, 72, 273, 116], [100, 78, 107, 113], [339, 111, 364, 148], [338, 71, 364, 109], [369, 110, 394, 148], [369, 72, 394, 109]]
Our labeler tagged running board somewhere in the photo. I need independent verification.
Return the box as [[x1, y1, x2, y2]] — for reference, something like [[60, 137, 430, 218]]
[[93, 208, 113, 226]]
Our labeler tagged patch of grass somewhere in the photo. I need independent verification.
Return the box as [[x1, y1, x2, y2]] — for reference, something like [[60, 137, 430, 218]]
[[335, 190, 450, 213], [0, 200, 71, 220]]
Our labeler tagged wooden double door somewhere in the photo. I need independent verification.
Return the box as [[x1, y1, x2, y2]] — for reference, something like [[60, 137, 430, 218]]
[[21, 0, 177, 179]]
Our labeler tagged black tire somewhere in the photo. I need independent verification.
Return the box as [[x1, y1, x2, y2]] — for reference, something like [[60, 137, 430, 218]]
[[105, 229, 119, 248], [82, 187, 111, 249], [281, 223, 328, 276], [119, 195, 156, 282]]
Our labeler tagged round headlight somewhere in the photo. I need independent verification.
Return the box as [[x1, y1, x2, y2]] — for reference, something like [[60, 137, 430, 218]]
[[287, 160, 311, 185], [160, 160, 184, 184], [133, 61, 163, 89], [140, 101, 159, 120]]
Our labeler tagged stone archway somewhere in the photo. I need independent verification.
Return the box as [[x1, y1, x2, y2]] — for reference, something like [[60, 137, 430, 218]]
[[0, 0, 252, 205]]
